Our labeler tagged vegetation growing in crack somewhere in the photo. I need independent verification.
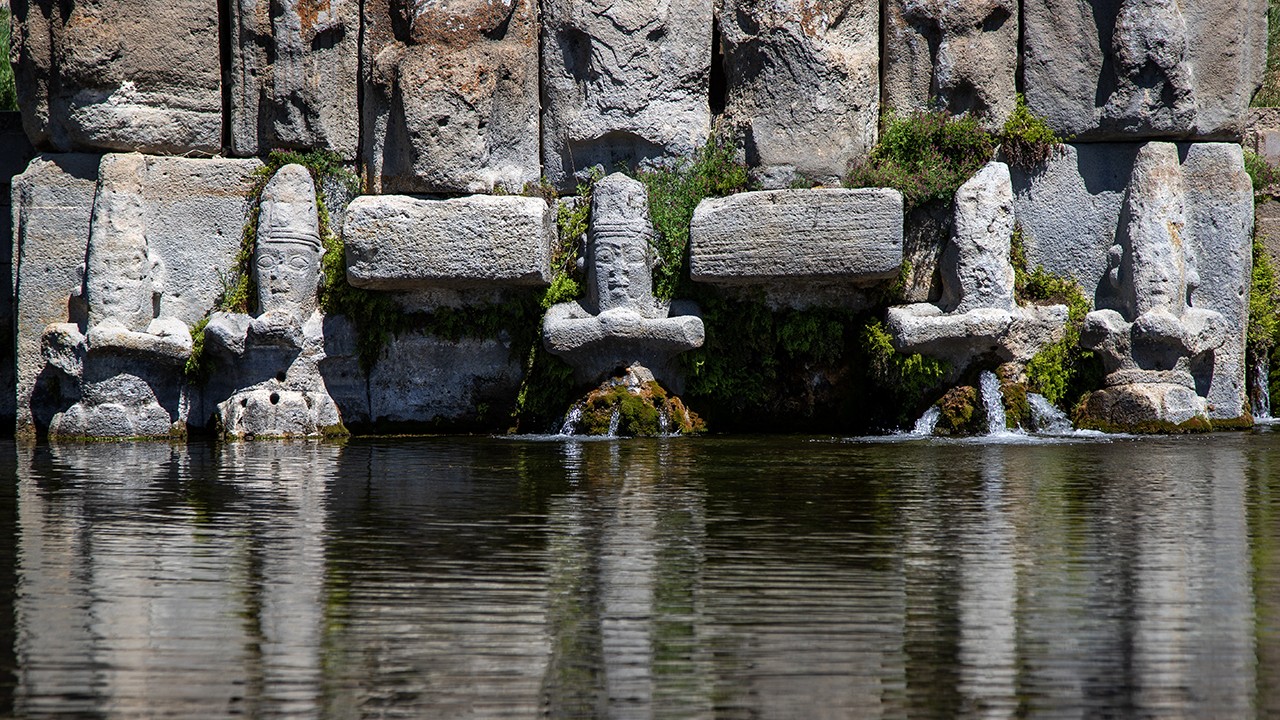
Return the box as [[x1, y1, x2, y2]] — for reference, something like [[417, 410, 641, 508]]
[[999, 93, 1066, 169], [846, 110, 995, 211]]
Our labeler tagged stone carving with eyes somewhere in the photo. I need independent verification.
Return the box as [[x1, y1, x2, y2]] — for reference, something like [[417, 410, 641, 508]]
[[1079, 142, 1223, 429], [885, 0, 1018, 127], [202, 164, 345, 438], [542, 173, 705, 388], [1101, 0, 1196, 132]]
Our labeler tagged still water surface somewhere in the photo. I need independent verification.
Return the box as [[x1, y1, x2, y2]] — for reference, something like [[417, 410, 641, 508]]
[[1, 431, 1279, 718]]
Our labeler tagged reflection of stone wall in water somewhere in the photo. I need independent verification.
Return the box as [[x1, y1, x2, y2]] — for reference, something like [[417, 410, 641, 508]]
[[0, 0, 1268, 436]]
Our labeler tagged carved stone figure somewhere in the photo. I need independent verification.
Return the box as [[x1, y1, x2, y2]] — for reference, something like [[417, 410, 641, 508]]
[[883, 0, 1019, 127], [41, 155, 193, 438], [1078, 142, 1225, 429], [887, 161, 1067, 379], [202, 164, 344, 438], [543, 173, 705, 387], [1101, 0, 1196, 133]]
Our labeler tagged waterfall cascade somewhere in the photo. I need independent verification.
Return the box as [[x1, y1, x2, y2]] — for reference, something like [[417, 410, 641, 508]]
[[978, 371, 1010, 436], [1028, 394, 1074, 434], [1252, 355, 1273, 423]]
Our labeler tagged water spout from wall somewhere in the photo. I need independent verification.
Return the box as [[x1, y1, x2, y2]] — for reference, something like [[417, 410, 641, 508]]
[[979, 371, 1008, 436], [1252, 354, 1272, 422]]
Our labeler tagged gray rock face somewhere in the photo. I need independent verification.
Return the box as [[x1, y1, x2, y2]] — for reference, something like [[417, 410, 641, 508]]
[[1022, 0, 1268, 140], [344, 194, 554, 289], [1079, 143, 1227, 429], [888, 162, 1067, 377], [368, 333, 525, 427], [689, 188, 903, 283], [198, 165, 346, 438], [11, 0, 222, 155], [0, 115, 38, 429], [1012, 142, 1253, 420], [719, 0, 880, 187], [229, 0, 360, 160], [543, 174, 704, 387], [882, 0, 1019, 127], [13, 154, 100, 437], [541, 0, 711, 189], [362, 0, 541, 193]]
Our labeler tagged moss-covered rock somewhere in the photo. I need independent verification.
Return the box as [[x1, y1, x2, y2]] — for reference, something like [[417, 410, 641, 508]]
[[567, 367, 705, 437], [934, 385, 984, 436]]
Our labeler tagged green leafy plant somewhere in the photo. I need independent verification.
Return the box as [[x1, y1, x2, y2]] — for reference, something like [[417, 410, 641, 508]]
[[860, 318, 949, 413], [847, 110, 995, 210], [638, 136, 752, 300], [540, 170, 601, 310], [1245, 149, 1280, 194], [999, 93, 1065, 169], [0, 9, 17, 112]]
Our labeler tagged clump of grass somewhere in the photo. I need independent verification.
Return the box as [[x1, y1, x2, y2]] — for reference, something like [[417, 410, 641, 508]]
[[541, 169, 601, 310], [1245, 149, 1280, 194], [0, 9, 16, 112], [638, 136, 752, 300], [846, 110, 995, 211], [999, 93, 1065, 169]]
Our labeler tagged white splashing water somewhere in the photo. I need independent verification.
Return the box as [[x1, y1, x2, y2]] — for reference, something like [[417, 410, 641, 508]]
[[607, 408, 621, 437], [978, 371, 1011, 436], [1253, 354, 1273, 422], [559, 405, 583, 436], [910, 406, 941, 436], [1028, 393, 1073, 434]]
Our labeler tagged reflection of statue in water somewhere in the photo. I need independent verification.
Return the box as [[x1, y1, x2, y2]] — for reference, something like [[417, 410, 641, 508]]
[[1080, 142, 1223, 429], [542, 173, 704, 388], [1102, 0, 1196, 132], [203, 164, 344, 438], [41, 155, 192, 438]]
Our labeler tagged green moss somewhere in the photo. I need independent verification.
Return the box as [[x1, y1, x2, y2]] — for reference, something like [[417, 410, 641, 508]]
[[638, 135, 752, 300], [861, 318, 950, 415], [1013, 227, 1104, 408], [183, 316, 213, 383], [573, 379, 705, 436], [846, 110, 995, 211], [934, 386, 982, 435], [998, 93, 1066, 169], [1074, 412, 1213, 435], [1000, 376, 1030, 430]]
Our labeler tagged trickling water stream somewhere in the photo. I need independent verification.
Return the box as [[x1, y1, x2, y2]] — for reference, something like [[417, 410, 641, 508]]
[[1253, 354, 1273, 423], [978, 371, 1011, 436], [1028, 393, 1074, 434]]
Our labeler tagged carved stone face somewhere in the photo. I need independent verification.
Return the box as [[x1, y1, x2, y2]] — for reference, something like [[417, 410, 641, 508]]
[[898, 0, 1017, 119], [88, 239, 159, 330], [255, 241, 321, 315], [594, 232, 653, 313]]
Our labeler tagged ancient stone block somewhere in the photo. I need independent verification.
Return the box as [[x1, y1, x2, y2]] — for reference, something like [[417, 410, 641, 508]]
[[1012, 142, 1253, 421], [720, 0, 880, 187], [13, 154, 101, 436], [688, 188, 903, 283], [362, 0, 541, 194], [882, 0, 1019, 128], [343, 194, 554, 289], [541, 0, 712, 189], [229, 0, 361, 160], [11, 0, 222, 155], [0, 113, 37, 430], [367, 333, 526, 427], [1022, 0, 1268, 140]]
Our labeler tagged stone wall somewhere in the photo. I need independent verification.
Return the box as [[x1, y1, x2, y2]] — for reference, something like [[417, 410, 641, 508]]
[[4, 1, 1270, 436]]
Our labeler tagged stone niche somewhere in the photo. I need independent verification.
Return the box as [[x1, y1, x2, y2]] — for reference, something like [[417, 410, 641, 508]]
[[882, 0, 1019, 128], [229, 0, 361, 160], [719, 0, 880, 188], [1022, 0, 1268, 140], [362, 0, 541, 194], [1012, 142, 1254, 421], [541, 0, 712, 189], [11, 0, 222, 155]]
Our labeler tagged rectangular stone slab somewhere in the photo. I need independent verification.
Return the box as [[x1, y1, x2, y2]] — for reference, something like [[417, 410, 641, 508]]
[[689, 188, 904, 284], [343, 195, 554, 289]]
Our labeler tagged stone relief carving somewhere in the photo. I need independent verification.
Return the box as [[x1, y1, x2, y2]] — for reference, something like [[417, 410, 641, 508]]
[[542, 173, 705, 387], [1079, 142, 1225, 428], [202, 164, 344, 438], [887, 161, 1067, 379], [1102, 0, 1197, 133]]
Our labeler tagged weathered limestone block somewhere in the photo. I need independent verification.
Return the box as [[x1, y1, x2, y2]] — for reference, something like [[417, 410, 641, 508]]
[[543, 173, 704, 387], [1022, 0, 1268, 140], [1012, 142, 1253, 420], [229, 0, 361, 159], [362, 0, 541, 193], [13, 154, 100, 437], [1, 115, 39, 429], [1078, 143, 1228, 430], [882, 0, 1018, 127], [719, 0, 879, 187], [344, 195, 554, 289], [541, 0, 712, 189], [689, 188, 903, 283], [888, 162, 1067, 377], [11, 0, 222, 155], [198, 165, 347, 438]]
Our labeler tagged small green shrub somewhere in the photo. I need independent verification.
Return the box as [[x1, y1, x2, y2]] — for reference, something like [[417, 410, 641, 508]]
[[860, 318, 949, 413], [0, 10, 16, 112], [183, 317, 212, 382], [847, 110, 995, 210], [1245, 149, 1280, 194], [540, 170, 600, 310], [638, 136, 752, 299], [999, 94, 1065, 169], [1249, 233, 1279, 356]]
